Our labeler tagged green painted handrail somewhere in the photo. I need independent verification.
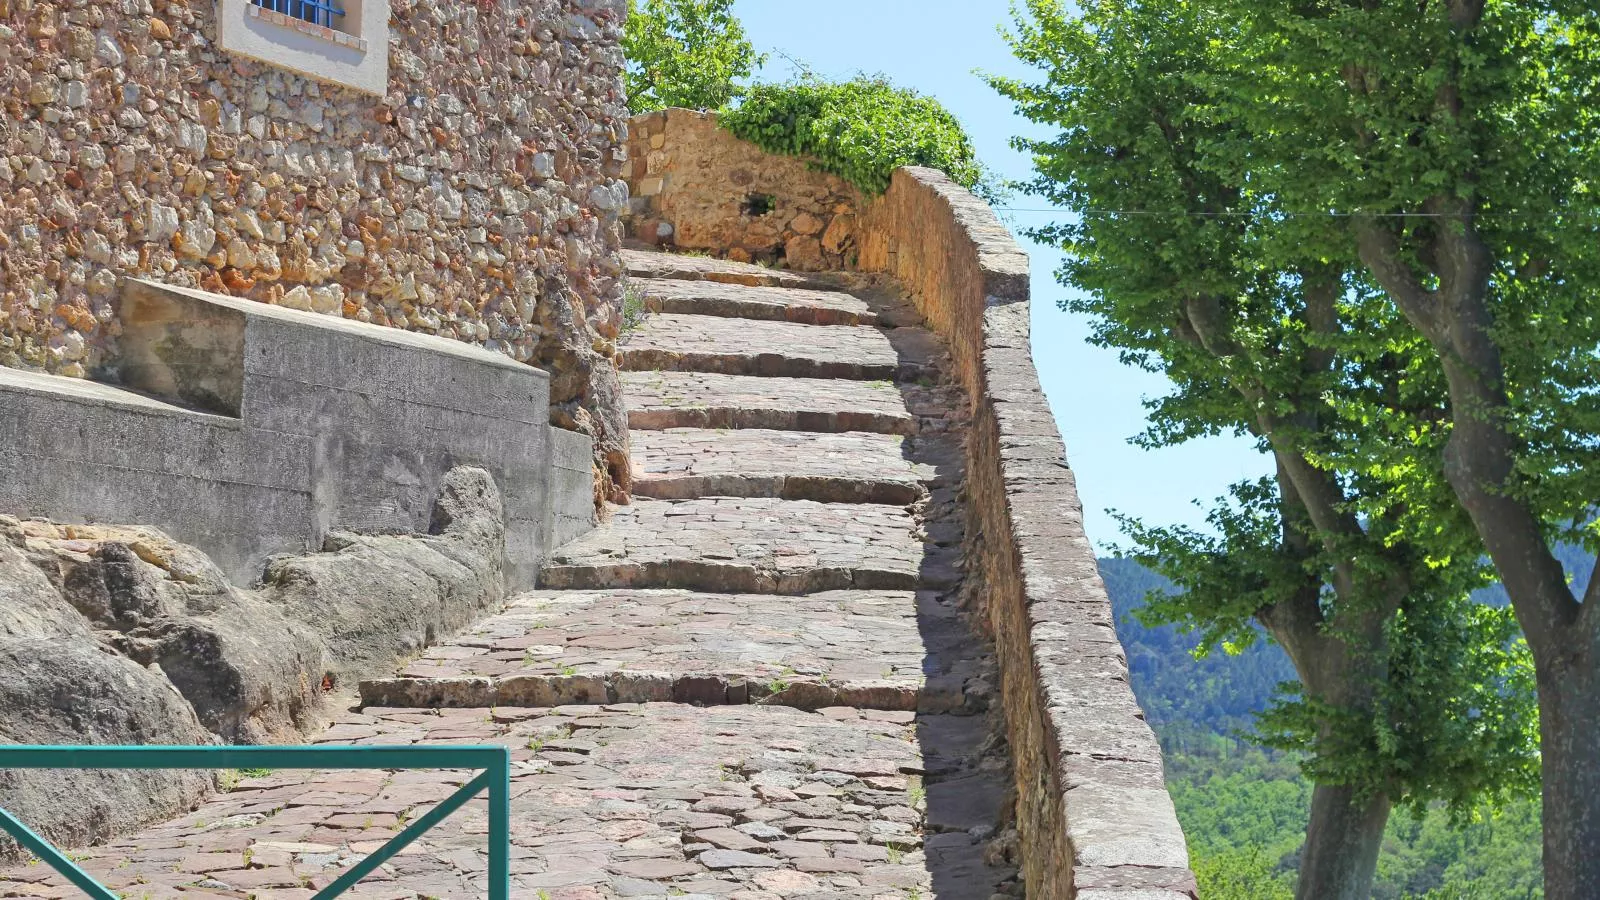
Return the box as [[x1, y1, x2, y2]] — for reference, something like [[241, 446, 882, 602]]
[[0, 744, 511, 899]]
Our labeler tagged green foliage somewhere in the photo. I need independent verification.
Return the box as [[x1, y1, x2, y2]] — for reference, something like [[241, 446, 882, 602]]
[[1100, 557, 1296, 736], [1105, 559, 1550, 898], [1193, 845, 1296, 899], [994, 0, 1544, 834], [1193, 0, 1600, 560], [623, 0, 764, 113], [719, 77, 991, 198]]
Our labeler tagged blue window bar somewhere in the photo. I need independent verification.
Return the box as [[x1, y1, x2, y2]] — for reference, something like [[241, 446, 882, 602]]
[[252, 0, 346, 29]]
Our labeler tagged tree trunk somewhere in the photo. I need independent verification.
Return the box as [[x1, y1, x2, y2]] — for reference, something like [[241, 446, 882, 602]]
[[1536, 652, 1600, 900], [1296, 784, 1391, 900], [1358, 217, 1599, 899]]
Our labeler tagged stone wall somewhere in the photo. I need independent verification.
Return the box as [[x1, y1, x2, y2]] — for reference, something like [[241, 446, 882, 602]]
[[624, 112, 1199, 898], [0, 278, 593, 588], [624, 108, 863, 271], [858, 168, 1197, 900], [0, 0, 633, 487]]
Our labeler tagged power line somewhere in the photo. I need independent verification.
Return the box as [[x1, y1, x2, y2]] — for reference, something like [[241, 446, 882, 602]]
[[995, 207, 1600, 219]]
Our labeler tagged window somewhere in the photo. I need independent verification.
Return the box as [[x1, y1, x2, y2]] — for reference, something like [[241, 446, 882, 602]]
[[217, 0, 389, 95], [250, 0, 347, 31]]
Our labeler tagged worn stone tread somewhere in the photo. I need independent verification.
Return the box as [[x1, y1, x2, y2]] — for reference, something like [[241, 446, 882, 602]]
[[636, 277, 878, 326], [623, 247, 846, 290], [622, 370, 917, 435], [0, 704, 1012, 899], [360, 588, 988, 713], [630, 428, 937, 504], [620, 313, 941, 381], [540, 497, 942, 594]]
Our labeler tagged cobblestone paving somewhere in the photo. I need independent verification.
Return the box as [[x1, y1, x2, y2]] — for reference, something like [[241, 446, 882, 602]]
[[620, 315, 941, 381], [636, 279, 879, 327], [360, 588, 989, 714], [541, 498, 935, 595], [0, 251, 1019, 899], [0, 705, 1007, 899], [630, 429, 935, 504], [621, 371, 917, 435]]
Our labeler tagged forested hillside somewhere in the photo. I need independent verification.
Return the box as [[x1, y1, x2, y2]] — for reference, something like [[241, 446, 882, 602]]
[[1099, 556, 1590, 898]]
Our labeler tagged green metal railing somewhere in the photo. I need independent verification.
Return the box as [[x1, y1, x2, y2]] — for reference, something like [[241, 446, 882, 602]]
[[0, 745, 510, 899]]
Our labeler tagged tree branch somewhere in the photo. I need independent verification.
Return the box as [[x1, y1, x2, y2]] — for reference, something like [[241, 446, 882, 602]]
[[1300, 266, 1341, 379], [1355, 219, 1447, 342]]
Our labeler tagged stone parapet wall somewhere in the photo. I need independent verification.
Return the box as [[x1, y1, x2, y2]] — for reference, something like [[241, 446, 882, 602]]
[[0, 0, 632, 484], [859, 168, 1197, 899], [624, 109, 863, 271]]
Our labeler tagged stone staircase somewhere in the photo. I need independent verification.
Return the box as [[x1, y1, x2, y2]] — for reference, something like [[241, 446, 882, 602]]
[[0, 251, 1018, 899]]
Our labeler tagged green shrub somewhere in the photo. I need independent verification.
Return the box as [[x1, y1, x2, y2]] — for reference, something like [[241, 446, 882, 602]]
[[719, 77, 990, 197]]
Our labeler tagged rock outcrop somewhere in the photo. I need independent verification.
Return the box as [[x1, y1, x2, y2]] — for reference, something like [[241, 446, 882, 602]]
[[0, 466, 507, 858]]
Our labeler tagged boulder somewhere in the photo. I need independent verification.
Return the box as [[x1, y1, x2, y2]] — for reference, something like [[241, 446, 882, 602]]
[[0, 467, 510, 858], [0, 536, 214, 857], [262, 466, 506, 683]]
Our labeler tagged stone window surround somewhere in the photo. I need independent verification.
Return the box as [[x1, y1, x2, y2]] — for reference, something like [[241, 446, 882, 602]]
[[246, 0, 368, 53], [216, 0, 390, 96]]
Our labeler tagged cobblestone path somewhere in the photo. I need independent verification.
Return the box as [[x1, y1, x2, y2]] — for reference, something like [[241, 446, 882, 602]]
[[0, 252, 1018, 899]]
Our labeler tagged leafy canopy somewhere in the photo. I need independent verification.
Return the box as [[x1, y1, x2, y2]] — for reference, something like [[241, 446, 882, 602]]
[[623, 0, 764, 113], [990, 0, 1540, 819], [1203, 0, 1600, 559], [720, 77, 990, 197]]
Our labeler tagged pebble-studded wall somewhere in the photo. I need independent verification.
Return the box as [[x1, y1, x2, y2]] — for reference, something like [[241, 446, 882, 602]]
[[0, 0, 633, 491]]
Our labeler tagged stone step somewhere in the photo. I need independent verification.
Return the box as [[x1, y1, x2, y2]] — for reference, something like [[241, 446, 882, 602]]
[[540, 497, 954, 595], [636, 277, 879, 326], [360, 588, 987, 713], [624, 247, 846, 290], [0, 703, 1012, 898], [630, 428, 941, 504], [622, 370, 917, 434], [620, 314, 941, 381]]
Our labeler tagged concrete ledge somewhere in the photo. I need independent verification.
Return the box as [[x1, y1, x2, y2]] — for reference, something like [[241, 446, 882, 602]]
[[0, 278, 594, 587]]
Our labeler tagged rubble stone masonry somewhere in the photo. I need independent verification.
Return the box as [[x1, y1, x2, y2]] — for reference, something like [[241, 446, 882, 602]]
[[625, 108, 864, 271], [0, 0, 632, 483]]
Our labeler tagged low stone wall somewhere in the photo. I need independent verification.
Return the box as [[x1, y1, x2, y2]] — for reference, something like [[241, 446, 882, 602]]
[[0, 279, 593, 588], [624, 109, 863, 270], [0, 0, 632, 485], [859, 168, 1196, 899], [623, 110, 1198, 897]]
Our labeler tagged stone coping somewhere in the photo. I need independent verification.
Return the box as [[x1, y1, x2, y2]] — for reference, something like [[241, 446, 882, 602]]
[[126, 278, 538, 378]]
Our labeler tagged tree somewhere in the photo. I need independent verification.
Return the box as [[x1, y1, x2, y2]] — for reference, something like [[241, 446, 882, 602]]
[[1199, 5, 1600, 895], [990, 2, 1543, 897], [622, 0, 764, 113]]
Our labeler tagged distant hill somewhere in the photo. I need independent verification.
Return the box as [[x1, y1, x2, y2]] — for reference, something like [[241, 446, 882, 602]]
[[1097, 557, 1295, 740], [1100, 546, 1594, 742]]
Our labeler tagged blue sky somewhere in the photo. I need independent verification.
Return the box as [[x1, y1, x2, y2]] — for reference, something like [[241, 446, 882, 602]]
[[731, 1, 1267, 549]]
